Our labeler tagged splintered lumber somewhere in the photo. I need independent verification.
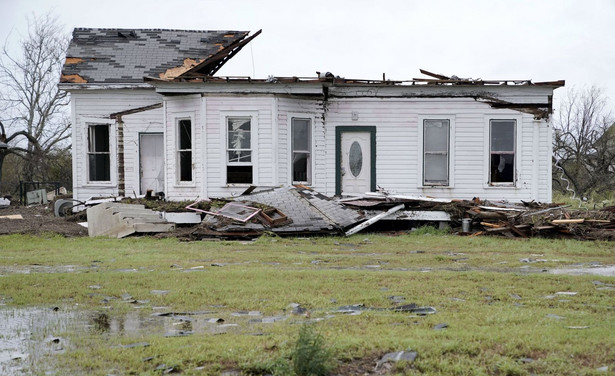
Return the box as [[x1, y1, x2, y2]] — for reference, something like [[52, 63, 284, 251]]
[[471, 211, 508, 220], [534, 226, 557, 231], [551, 219, 584, 224], [478, 205, 524, 212], [345, 204, 405, 236], [485, 224, 531, 233], [507, 223, 529, 238], [480, 222, 504, 228]]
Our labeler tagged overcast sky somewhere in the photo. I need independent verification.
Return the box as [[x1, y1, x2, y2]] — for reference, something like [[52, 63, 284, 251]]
[[2, 0, 615, 111]]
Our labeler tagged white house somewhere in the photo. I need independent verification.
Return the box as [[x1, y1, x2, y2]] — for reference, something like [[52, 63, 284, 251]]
[[60, 28, 564, 204]]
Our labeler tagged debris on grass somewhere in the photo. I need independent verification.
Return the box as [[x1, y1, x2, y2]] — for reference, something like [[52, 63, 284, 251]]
[[8, 184, 615, 240]]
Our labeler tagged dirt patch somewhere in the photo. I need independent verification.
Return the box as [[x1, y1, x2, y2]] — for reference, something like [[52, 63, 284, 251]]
[[0, 204, 87, 237], [335, 353, 392, 375]]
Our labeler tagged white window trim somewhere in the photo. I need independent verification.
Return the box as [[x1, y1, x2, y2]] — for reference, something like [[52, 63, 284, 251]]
[[483, 114, 522, 188], [220, 111, 259, 187], [83, 117, 116, 187], [173, 112, 196, 187], [417, 115, 455, 188], [288, 113, 315, 186]]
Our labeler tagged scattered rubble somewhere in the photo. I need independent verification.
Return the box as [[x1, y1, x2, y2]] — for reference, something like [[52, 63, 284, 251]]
[[375, 350, 418, 370], [5, 184, 615, 240]]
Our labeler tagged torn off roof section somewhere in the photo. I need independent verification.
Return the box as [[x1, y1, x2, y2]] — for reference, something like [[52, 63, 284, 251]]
[[61, 28, 256, 84]]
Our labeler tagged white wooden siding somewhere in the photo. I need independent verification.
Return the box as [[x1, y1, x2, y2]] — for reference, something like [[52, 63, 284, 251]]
[[71, 86, 554, 203], [199, 95, 274, 198], [71, 89, 163, 202]]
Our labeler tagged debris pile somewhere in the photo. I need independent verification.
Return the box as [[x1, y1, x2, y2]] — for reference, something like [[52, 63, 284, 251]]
[[468, 204, 615, 240], [72, 185, 615, 240], [188, 186, 364, 238]]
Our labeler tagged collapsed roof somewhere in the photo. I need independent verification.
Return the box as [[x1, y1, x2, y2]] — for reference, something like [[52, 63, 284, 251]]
[[61, 28, 261, 84]]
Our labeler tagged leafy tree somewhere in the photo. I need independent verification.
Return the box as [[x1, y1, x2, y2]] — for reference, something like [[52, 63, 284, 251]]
[[0, 13, 71, 194], [552, 86, 615, 200]]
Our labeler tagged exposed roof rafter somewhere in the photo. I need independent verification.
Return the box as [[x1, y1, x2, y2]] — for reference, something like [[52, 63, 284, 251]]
[[179, 30, 262, 78]]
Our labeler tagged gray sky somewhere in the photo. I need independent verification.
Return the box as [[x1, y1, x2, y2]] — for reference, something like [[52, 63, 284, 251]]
[[2, 0, 615, 111]]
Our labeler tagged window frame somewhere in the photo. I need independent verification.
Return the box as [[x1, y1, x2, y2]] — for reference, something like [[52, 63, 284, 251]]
[[84, 118, 115, 186], [290, 116, 313, 185], [484, 115, 522, 187], [176, 117, 193, 183], [417, 115, 455, 188], [222, 112, 258, 186]]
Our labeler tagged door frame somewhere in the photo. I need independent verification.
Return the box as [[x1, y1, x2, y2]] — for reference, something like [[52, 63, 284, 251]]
[[138, 132, 164, 195], [335, 126, 377, 196]]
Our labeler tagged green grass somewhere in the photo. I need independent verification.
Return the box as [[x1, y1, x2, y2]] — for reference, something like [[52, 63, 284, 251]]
[[0, 233, 614, 375]]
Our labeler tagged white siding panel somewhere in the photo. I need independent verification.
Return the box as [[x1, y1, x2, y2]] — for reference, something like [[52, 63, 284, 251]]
[[203, 95, 274, 198], [71, 89, 163, 202], [71, 88, 555, 203]]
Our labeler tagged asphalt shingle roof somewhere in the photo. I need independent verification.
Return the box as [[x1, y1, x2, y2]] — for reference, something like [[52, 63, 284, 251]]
[[61, 28, 248, 84], [236, 186, 364, 233]]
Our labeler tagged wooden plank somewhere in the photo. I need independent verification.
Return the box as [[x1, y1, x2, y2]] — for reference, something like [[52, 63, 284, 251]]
[[551, 219, 584, 224], [345, 204, 405, 236], [419, 69, 450, 80], [535, 225, 556, 230], [486, 224, 531, 233], [478, 206, 524, 212], [507, 223, 528, 238], [480, 222, 504, 228], [0, 214, 23, 220]]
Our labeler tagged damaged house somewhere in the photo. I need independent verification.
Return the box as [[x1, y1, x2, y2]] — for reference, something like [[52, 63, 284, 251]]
[[60, 28, 564, 205]]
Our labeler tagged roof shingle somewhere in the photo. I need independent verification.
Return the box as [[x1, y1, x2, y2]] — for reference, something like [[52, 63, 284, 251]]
[[61, 28, 249, 84]]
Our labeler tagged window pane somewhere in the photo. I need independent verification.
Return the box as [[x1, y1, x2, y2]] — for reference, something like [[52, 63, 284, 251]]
[[491, 120, 515, 152], [178, 120, 191, 150], [227, 131, 251, 149], [228, 118, 251, 149], [490, 153, 514, 183], [89, 124, 109, 152], [424, 154, 448, 184], [292, 119, 310, 151], [349, 141, 363, 177], [293, 153, 309, 182], [227, 165, 252, 184], [228, 151, 252, 163], [179, 151, 192, 181], [89, 154, 110, 181], [424, 120, 449, 152]]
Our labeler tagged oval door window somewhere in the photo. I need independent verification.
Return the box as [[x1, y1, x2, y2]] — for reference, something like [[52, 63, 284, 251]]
[[349, 141, 363, 177]]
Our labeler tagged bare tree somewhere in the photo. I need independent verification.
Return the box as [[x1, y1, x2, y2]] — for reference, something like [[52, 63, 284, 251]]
[[552, 86, 615, 200], [0, 13, 71, 191]]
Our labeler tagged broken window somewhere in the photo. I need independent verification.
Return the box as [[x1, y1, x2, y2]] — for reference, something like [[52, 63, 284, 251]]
[[88, 124, 110, 182], [177, 119, 192, 182], [291, 118, 311, 184], [489, 119, 516, 184], [227, 117, 252, 184], [423, 119, 450, 186]]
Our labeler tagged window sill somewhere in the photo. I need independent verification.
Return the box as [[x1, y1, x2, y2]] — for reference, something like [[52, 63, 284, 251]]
[[173, 183, 197, 188], [419, 185, 453, 189], [484, 184, 517, 189], [224, 183, 253, 188], [84, 182, 115, 187]]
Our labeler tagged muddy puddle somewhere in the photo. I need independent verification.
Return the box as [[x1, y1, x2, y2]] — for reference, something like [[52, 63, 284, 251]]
[[549, 265, 615, 277], [0, 306, 82, 375], [0, 303, 374, 374], [0, 299, 440, 374]]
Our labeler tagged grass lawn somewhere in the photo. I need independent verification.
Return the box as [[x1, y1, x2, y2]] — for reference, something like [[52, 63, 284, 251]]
[[0, 231, 613, 375]]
